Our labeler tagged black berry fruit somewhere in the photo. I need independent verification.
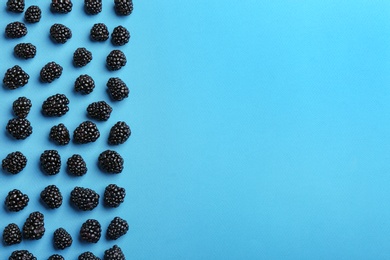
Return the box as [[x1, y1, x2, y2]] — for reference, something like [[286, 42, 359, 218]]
[[40, 150, 61, 175], [85, 0, 102, 14], [79, 252, 101, 260], [104, 245, 125, 260], [7, 0, 24, 12], [14, 43, 36, 59], [9, 250, 37, 260], [42, 94, 69, 117], [3, 223, 22, 245], [5, 189, 29, 212], [106, 50, 126, 71], [50, 24, 72, 44], [73, 47, 93, 67], [98, 150, 124, 174], [40, 185, 63, 209], [2, 151, 27, 174], [13, 97, 32, 118], [114, 0, 133, 16], [87, 101, 112, 121], [73, 121, 100, 144], [104, 184, 126, 208], [50, 123, 70, 145], [107, 217, 129, 240], [53, 228, 72, 249], [71, 187, 100, 211], [75, 74, 95, 94], [6, 118, 33, 140], [106, 77, 129, 101], [111, 26, 130, 46], [67, 154, 87, 176], [23, 211, 45, 240], [3, 65, 29, 89], [90, 23, 109, 41], [5, 22, 27, 38], [80, 219, 101, 243], [48, 255, 64, 260], [25, 5, 41, 23], [108, 121, 131, 145], [51, 0, 73, 13], [40, 62, 63, 83]]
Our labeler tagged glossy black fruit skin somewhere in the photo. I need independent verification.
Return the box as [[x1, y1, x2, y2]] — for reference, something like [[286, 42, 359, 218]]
[[3, 65, 29, 89], [98, 150, 124, 174], [111, 26, 130, 46], [2, 151, 27, 174], [106, 50, 127, 71], [114, 0, 133, 16], [40, 185, 63, 209], [25, 5, 41, 23], [50, 24, 72, 44], [85, 0, 102, 14], [80, 219, 101, 243], [40, 62, 63, 83], [73, 47, 93, 67], [90, 23, 109, 41], [3, 223, 22, 245], [71, 187, 100, 211], [14, 43, 36, 59], [106, 217, 129, 240], [108, 121, 131, 145], [67, 154, 88, 176], [6, 118, 33, 140], [75, 74, 95, 94], [7, 0, 25, 13], [79, 252, 101, 260], [73, 121, 100, 144], [53, 228, 73, 249], [106, 77, 129, 101], [104, 245, 125, 260], [5, 22, 27, 38], [104, 184, 126, 208], [51, 0, 73, 13], [9, 250, 37, 260], [5, 189, 29, 212], [40, 150, 61, 175], [48, 255, 65, 260], [50, 123, 70, 145], [87, 101, 112, 121], [42, 94, 69, 117], [23, 211, 45, 240]]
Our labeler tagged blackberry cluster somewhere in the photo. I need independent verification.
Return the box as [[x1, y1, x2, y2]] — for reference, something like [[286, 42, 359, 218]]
[[3, 65, 29, 89], [73, 47, 93, 67], [50, 123, 70, 145], [50, 24, 72, 44], [87, 101, 112, 121], [2, 151, 27, 174], [53, 228, 73, 249], [40, 62, 63, 83], [25, 5, 41, 23], [14, 43, 36, 59], [104, 245, 125, 260], [51, 0, 73, 13], [106, 50, 127, 71], [48, 255, 64, 260], [7, 0, 24, 13], [80, 219, 101, 243], [73, 121, 100, 144], [75, 74, 95, 94], [9, 250, 37, 260], [40, 185, 63, 209], [23, 211, 45, 240], [3, 223, 22, 245], [79, 252, 101, 260], [104, 184, 126, 208], [114, 0, 133, 16], [5, 22, 27, 38], [13, 97, 32, 118], [111, 26, 130, 46], [85, 0, 102, 14], [5, 189, 29, 212], [109, 121, 131, 145], [90, 23, 109, 42], [98, 150, 124, 173], [107, 217, 129, 240], [42, 94, 69, 117], [6, 118, 33, 140], [40, 150, 61, 175], [67, 154, 87, 176], [106, 77, 129, 101], [71, 187, 100, 211]]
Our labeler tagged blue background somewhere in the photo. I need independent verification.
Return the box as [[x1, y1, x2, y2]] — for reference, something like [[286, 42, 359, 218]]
[[1, 0, 390, 259]]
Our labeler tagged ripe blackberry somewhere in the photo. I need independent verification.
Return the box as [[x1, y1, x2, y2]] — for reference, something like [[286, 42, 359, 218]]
[[5, 22, 27, 38], [2, 151, 27, 174], [50, 24, 72, 44], [85, 0, 102, 14], [73, 121, 100, 144], [106, 77, 129, 101], [67, 154, 87, 176], [87, 101, 112, 121], [80, 219, 101, 243], [5, 189, 29, 212], [108, 121, 131, 145], [3, 65, 29, 89], [104, 184, 126, 208], [42, 94, 69, 117], [9, 250, 37, 260], [79, 252, 101, 260], [48, 255, 64, 260], [111, 26, 130, 46], [13, 97, 32, 118], [40, 150, 61, 175], [14, 43, 36, 59], [51, 0, 73, 13], [90, 23, 109, 42], [3, 223, 22, 245], [40, 62, 63, 83], [25, 5, 41, 23], [50, 123, 70, 145], [114, 0, 133, 16], [75, 74, 95, 94], [23, 211, 45, 240], [107, 217, 129, 240], [40, 185, 63, 209], [104, 245, 125, 260], [70, 187, 100, 211], [53, 228, 72, 249], [98, 150, 124, 174], [6, 118, 33, 140], [106, 50, 126, 71], [7, 0, 24, 12], [73, 48, 93, 67]]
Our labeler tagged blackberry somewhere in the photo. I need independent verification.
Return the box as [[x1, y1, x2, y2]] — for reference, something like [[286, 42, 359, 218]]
[[40, 185, 63, 209], [75, 74, 95, 94], [108, 121, 131, 145], [104, 184, 126, 208], [6, 118, 33, 140], [50, 123, 70, 145], [107, 217, 129, 240], [5, 189, 29, 212], [13, 97, 32, 118], [25, 5, 41, 23], [42, 94, 69, 117], [106, 50, 126, 71], [80, 219, 101, 243], [98, 150, 124, 174], [50, 24, 72, 44], [73, 121, 100, 144], [14, 43, 36, 59], [87, 101, 112, 121], [51, 0, 73, 13], [48, 255, 64, 260], [85, 0, 102, 14], [73, 48, 93, 67], [67, 154, 87, 176], [9, 250, 37, 260], [104, 245, 125, 260], [23, 211, 45, 240], [2, 151, 27, 174], [70, 187, 100, 211], [106, 77, 129, 101], [3, 65, 29, 89], [40, 62, 63, 83], [3, 223, 22, 245], [5, 22, 27, 38], [53, 228, 72, 249], [90, 23, 109, 42], [79, 252, 101, 260], [7, 0, 24, 13], [111, 26, 130, 46], [114, 0, 133, 16], [40, 150, 61, 175]]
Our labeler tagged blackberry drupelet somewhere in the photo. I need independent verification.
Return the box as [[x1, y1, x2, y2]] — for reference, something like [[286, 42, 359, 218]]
[[3, 65, 29, 89], [51, 0, 73, 13], [106, 77, 129, 101], [67, 154, 87, 176], [104, 245, 125, 260], [7, 0, 24, 12], [6, 118, 33, 140], [87, 101, 112, 121], [75, 74, 95, 94], [111, 26, 130, 46], [25, 5, 41, 23], [73, 47, 93, 67], [9, 250, 37, 260], [13, 97, 32, 118], [104, 184, 126, 207], [108, 121, 131, 145], [14, 43, 36, 59], [42, 94, 69, 117], [106, 50, 126, 71], [79, 252, 101, 260], [53, 228, 72, 249], [73, 121, 100, 144], [50, 24, 72, 44], [40, 185, 63, 209], [90, 23, 109, 41], [3, 223, 22, 245], [85, 0, 102, 14], [40, 150, 61, 175], [98, 150, 124, 174], [71, 187, 100, 211], [2, 151, 27, 174], [80, 219, 101, 243], [40, 62, 63, 83], [48, 255, 64, 260], [114, 0, 133, 16], [5, 22, 27, 38], [50, 123, 70, 145], [23, 211, 45, 240], [5, 189, 29, 212], [107, 217, 129, 240]]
